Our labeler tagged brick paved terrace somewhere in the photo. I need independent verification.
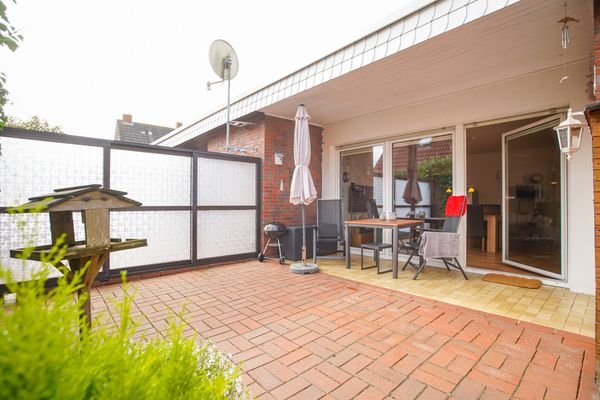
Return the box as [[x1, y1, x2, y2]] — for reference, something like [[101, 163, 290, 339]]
[[91, 261, 598, 399]]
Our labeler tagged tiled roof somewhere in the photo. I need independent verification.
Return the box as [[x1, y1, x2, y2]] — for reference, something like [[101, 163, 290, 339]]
[[114, 120, 174, 144]]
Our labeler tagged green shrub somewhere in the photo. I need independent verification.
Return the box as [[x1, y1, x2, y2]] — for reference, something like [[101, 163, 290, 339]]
[[0, 265, 250, 399]]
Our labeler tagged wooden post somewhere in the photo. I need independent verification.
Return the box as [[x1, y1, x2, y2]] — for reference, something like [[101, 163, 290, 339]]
[[49, 212, 75, 246], [84, 209, 110, 247], [70, 253, 108, 329]]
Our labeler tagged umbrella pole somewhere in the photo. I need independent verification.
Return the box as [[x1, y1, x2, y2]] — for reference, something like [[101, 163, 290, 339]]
[[301, 204, 306, 265]]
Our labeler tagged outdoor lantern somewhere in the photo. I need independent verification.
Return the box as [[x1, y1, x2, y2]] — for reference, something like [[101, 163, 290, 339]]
[[554, 108, 585, 160]]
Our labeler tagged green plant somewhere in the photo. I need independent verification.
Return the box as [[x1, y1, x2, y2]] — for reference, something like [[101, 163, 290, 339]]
[[418, 155, 452, 216], [6, 115, 63, 133], [0, 252, 249, 399], [417, 155, 452, 182]]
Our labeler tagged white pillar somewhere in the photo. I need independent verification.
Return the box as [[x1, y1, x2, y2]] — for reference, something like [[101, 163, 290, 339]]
[[454, 124, 467, 266], [383, 141, 393, 214]]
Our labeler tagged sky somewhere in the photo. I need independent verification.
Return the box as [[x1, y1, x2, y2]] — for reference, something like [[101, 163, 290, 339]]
[[1, 0, 417, 139]]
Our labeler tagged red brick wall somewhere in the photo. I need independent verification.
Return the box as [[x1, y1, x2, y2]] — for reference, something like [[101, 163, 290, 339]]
[[593, 0, 600, 100], [206, 114, 266, 158], [200, 113, 323, 251], [592, 0, 600, 383], [262, 115, 323, 228], [590, 109, 600, 383]]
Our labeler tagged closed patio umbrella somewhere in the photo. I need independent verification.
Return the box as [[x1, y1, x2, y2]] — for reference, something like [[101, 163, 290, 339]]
[[289, 104, 319, 274], [403, 144, 422, 216]]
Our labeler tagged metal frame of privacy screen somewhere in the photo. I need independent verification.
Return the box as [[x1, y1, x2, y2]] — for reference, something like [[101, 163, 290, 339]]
[[0, 128, 261, 289]]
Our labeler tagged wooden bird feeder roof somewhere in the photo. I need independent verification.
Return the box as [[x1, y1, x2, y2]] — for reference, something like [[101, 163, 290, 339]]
[[11, 184, 142, 213]]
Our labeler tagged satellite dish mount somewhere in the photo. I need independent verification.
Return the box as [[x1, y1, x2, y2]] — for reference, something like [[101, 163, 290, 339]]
[[207, 39, 239, 152]]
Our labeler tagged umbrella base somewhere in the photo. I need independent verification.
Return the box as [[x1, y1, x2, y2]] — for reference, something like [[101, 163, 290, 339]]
[[290, 262, 319, 274]]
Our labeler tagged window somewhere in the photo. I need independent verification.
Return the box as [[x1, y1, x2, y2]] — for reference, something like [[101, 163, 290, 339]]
[[391, 135, 453, 218], [340, 145, 384, 221]]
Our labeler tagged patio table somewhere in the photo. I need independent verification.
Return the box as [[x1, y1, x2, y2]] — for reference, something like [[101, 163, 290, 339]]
[[344, 218, 424, 278]]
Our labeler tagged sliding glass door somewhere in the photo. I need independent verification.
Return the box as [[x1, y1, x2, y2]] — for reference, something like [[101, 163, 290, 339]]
[[340, 145, 384, 248], [340, 145, 384, 222], [338, 134, 453, 249]]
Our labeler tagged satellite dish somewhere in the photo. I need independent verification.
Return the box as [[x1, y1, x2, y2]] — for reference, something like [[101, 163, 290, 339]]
[[207, 39, 239, 152], [208, 39, 239, 81]]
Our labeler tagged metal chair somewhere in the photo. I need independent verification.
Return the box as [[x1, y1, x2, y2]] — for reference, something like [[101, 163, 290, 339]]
[[312, 199, 345, 263], [402, 195, 468, 279], [415, 231, 467, 280], [467, 204, 486, 251], [360, 199, 392, 273]]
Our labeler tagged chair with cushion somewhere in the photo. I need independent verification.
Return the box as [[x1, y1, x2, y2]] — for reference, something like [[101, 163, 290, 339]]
[[312, 199, 345, 263], [360, 199, 392, 273], [402, 195, 468, 279], [415, 230, 467, 280]]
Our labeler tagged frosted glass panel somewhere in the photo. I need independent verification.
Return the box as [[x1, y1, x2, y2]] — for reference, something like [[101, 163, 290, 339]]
[[0, 137, 103, 207], [197, 210, 256, 258], [0, 213, 71, 282], [111, 150, 191, 206], [197, 158, 256, 206], [110, 211, 191, 269]]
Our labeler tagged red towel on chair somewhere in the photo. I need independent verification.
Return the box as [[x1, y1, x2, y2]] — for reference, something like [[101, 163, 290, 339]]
[[445, 195, 467, 216]]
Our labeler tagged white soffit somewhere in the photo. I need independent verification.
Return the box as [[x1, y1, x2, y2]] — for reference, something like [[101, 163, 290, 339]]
[[156, 0, 519, 147]]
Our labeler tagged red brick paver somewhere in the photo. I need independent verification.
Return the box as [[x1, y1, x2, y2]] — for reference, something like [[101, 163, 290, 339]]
[[91, 261, 598, 399]]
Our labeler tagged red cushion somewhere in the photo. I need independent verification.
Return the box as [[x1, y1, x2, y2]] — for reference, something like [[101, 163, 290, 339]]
[[445, 195, 467, 216]]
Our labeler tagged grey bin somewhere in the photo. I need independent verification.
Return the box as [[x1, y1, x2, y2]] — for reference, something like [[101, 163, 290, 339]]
[[282, 225, 314, 261], [283, 225, 339, 261]]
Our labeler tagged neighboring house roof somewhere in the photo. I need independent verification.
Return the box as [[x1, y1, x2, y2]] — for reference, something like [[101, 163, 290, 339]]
[[115, 115, 174, 144], [154, 0, 518, 147]]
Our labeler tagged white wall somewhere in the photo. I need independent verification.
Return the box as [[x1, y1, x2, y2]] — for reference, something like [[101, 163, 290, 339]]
[[321, 61, 595, 294], [468, 152, 502, 205], [566, 128, 594, 293]]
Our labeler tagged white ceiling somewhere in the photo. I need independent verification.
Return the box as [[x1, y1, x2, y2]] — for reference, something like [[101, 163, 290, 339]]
[[261, 0, 593, 126]]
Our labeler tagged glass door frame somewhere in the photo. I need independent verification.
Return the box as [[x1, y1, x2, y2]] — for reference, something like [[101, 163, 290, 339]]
[[338, 142, 387, 250], [500, 115, 567, 280], [335, 131, 455, 217], [335, 129, 456, 254], [338, 144, 386, 208]]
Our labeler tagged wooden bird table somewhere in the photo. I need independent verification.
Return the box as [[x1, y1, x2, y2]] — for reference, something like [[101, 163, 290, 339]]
[[9, 184, 147, 328], [10, 238, 146, 326]]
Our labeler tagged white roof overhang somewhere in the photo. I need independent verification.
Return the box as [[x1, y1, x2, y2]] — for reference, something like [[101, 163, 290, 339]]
[[156, 0, 592, 147], [155, 0, 521, 147]]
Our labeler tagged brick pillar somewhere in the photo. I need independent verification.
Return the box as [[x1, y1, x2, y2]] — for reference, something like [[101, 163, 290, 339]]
[[589, 107, 600, 383], [596, 0, 600, 101], [590, 0, 600, 384]]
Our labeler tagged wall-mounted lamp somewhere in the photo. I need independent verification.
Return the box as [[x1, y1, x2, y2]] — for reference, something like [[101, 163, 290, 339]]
[[274, 153, 284, 165], [467, 185, 477, 205], [445, 187, 452, 194], [554, 108, 587, 160]]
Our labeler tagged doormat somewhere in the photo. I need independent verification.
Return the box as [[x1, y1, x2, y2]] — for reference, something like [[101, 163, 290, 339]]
[[482, 273, 542, 289]]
